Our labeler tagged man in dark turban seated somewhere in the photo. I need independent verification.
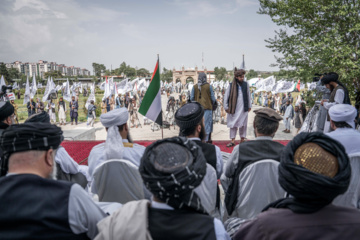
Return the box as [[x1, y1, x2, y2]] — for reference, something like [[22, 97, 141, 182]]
[[25, 111, 89, 188], [0, 122, 106, 239], [233, 132, 360, 240], [95, 137, 230, 240]]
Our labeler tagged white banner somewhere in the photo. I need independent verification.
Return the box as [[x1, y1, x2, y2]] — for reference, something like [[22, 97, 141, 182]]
[[63, 79, 71, 102], [23, 76, 31, 105]]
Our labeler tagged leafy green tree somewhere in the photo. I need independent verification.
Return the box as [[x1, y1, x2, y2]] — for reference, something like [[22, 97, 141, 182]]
[[92, 63, 106, 77], [214, 67, 227, 80], [161, 68, 173, 82], [44, 70, 62, 79], [8, 67, 21, 80], [246, 69, 259, 79], [0, 63, 10, 84], [137, 68, 150, 77], [258, 0, 360, 98], [126, 67, 136, 77]]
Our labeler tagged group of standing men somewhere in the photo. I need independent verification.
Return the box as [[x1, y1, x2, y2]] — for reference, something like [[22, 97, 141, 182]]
[[26, 96, 79, 125]]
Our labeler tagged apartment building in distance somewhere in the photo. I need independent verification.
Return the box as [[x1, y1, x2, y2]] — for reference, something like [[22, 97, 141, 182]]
[[4, 60, 91, 78]]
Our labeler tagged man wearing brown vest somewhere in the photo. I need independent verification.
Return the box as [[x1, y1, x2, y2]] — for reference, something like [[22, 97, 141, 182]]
[[320, 72, 351, 133], [191, 72, 216, 142]]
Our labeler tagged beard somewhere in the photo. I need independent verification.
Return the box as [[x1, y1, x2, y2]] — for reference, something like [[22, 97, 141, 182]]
[[127, 132, 133, 143], [48, 161, 58, 180], [199, 123, 206, 141]]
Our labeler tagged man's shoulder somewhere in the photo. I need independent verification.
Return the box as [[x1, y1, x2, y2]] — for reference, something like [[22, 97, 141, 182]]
[[89, 142, 105, 153]]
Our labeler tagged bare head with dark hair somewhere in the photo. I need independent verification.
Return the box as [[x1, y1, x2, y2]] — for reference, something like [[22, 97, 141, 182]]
[[253, 115, 279, 137], [330, 120, 353, 130]]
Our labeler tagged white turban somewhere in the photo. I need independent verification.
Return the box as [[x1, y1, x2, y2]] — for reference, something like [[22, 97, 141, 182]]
[[329, 104, 357, 128], [100, 108, 129, 160]]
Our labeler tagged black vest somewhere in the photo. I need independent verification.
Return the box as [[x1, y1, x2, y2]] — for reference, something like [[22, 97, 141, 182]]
[[148, 207, 216, 240], [192, 140, 220, 209], [192, 140, 217, 171], [0, 174, 88, 240]]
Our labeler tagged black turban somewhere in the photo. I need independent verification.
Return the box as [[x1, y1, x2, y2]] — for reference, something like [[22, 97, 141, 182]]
[[0, 101, 15, 122], [321, 72, 339, 85], [321, 72, 351, 104], [25, 111, 50, 123], [0, 122, 64, 176], [263, 132, 350, 213], [139, 137, 207, 214], [175, 102, 204, 135]]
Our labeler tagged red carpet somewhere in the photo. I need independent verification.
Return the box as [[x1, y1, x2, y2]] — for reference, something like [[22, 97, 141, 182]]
[[61, 140, 291, 165]]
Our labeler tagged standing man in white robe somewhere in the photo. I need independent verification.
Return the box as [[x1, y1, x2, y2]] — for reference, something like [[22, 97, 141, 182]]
[[87, 108, 145, 183], [283, 100, 294, 133], [321, 72, 351, 132], [224, 68, 251, 147]]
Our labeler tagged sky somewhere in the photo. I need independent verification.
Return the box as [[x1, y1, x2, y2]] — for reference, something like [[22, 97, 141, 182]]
[[0, 0, 281, 73]]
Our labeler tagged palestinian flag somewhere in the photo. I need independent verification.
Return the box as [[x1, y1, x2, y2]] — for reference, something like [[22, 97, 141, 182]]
[[296, 79, 301, 91], [139, 58, 162, 126]]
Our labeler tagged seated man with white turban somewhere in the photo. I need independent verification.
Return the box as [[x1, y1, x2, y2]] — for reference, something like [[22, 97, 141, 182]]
[[326, 104, 360, 155], [94, 137, 230, 240], [88, 108, 145, 180]]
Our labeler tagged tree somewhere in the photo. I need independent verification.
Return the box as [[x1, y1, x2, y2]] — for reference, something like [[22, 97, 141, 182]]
[[0, 63, 10, 84], [214, 67, 227, 80], [137, 68, 150, 77], [44, 70, 62, 79], [246, 69, 259, 79], [8, 67, 21, 80], [161, 68, 173, 82], [92, 63, 106, 77], [258, 0, 360, 98]]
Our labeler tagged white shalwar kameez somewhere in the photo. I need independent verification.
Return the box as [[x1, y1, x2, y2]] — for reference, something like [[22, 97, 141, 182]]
[[55, 147, 90, 181], [283, 104, 294, 130], [59, 104, 66, 124], [224, 83, 252, 139], [46, 103, 56, 123], [323, 89, 344, 133]]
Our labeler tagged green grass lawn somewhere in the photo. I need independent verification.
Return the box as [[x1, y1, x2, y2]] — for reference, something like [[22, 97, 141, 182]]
[[14, 90, 105, 123]]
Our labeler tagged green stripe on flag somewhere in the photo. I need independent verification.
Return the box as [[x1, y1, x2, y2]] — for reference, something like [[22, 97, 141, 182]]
[[139, 60, 160, 115]]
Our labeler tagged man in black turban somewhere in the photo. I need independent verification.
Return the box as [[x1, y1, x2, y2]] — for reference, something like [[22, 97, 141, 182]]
[[0, 101, 15, 136], [321, 72, 351, 132], [233, 132, 360, 240], [25, 111, 89, 188], [0, 101, 16, 169], [175, 102, 223, 179], [175, 102, 223, 215], [95, 137, 230, 240], [0, 122, 106, 239]]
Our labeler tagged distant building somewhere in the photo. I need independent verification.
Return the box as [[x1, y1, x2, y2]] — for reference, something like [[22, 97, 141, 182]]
[[4, 60, 90, 78], [172, 66, 215, 85]]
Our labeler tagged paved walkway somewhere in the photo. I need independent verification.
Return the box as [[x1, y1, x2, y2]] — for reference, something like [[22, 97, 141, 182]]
[[59, 94, 297, 141]]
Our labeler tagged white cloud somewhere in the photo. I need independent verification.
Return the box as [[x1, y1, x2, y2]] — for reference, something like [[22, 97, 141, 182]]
[[0, 0, 140, 67], [169, 0, 257, 17]]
